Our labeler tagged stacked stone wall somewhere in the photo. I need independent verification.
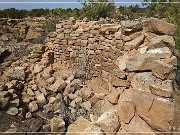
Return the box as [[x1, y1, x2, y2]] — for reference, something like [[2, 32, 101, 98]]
[[45, 17, 178, 132]]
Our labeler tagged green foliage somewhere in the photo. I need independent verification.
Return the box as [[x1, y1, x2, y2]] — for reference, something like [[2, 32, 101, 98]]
[[28, 8, 49, 17], [119, 5, 146, 20], [0, 8, 49, 19], [47, 8, 81, 20], [43, 18, 58, 34], [0, 8, 28, 19], [80, 0, 117, 20]]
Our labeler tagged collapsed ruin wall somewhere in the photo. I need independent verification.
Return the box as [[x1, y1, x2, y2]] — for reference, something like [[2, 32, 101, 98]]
[[0, 17, 179, 133], [45, 17, 178, 132]]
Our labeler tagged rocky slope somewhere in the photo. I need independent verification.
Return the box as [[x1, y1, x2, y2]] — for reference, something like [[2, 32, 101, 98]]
[[0, 17, 45, 74], [0, 17, 179, 134]]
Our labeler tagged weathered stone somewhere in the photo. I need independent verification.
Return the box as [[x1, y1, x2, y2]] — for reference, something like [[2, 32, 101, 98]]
[[27, 88, 35, 96], [56, 24, 62, 29], [31, 84, 38, 91], [146, 47, 173, 58], [26, 112, 32, 119], [116, 54, 129, 71], [118, 115, 156, 134], [69, 100, 76, 108], [131, 72, 174, 97], [152, 60, 175, 80], [9, 99, 20, 107], [147, 35, 175, 50], [36, 93, 46, 104], [67, 116, 92, 135], [121, 20, 143, 33], [6, 107, 18, 115], [7, 68, 25, 81], [124, 35, 144, 50], [82, 125, 104, 135], [50, 117, 66, 132], [106, 89, 120, 104], [48, 32, 57, 38], [33, 64, 44, 74], [40, 88, 48, 97], [90, 114, 98, 122], [0, 91, 10, 109], [114, 31, 122, 40], [22, 118, 43, 132], [42, 124, 51, 132], [49, 96, 56, 104], [25, 27, 41, 40], [149, 80, 174, 98], [46, 77, 56, 84], [133, 91, 174, 132], [115, 101, 135, 124], [109, 75, 130, 88], [99, 24, 120, 33], [64, 79, 81, 95], [125, 53, 172, 72], [81, 101, 92, 111], [95, 109, 120, 134], [49, 78, 67, 92], [43, 104, 54, 113], [146, 18, 177, 35], [28, 101, 38, 112], [74, 97, 83, 104], [80, 87, 93, 100]]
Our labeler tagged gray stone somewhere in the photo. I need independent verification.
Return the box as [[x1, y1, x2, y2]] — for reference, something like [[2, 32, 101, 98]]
[[49, 78, 67, 92], [28, 101, 38, 112], [6, 107, 18, 115], [7, 68, 25, 81]]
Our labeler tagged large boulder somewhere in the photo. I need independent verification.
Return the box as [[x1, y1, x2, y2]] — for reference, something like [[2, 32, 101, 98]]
[[147, 35, 176, 50], [125, 53, 171, 72], [152, 60, 175, 80], [115, 101, 135, 124], [116, 52, 176, 79], [146, 18, 177, 35], [118, 115, 156, 134], [133, 91, 174, 132], [131, 72, 174, 98], [121, 20, 143, 34]]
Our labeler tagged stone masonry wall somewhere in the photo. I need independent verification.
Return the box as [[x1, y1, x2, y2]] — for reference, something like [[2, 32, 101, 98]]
[[45, 17, 178, 133]]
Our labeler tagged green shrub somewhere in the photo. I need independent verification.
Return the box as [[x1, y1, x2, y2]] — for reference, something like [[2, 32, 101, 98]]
[[43, 18, 58, 34]]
